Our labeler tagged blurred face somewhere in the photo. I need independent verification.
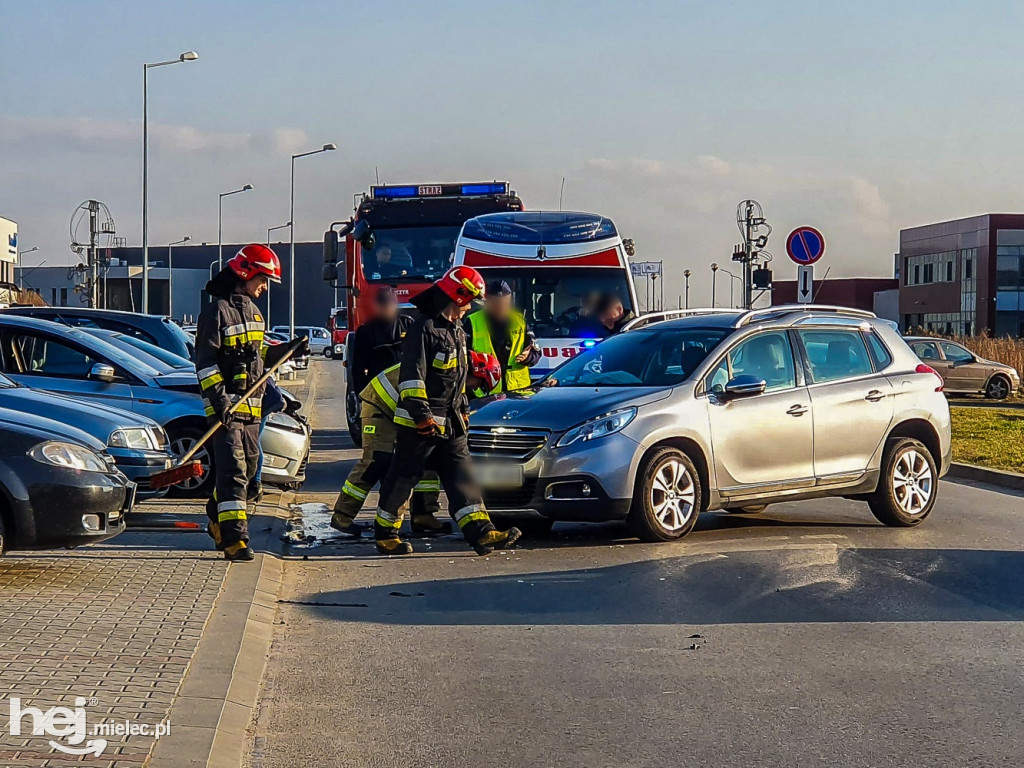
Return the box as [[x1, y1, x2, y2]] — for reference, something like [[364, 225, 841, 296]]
[[599, 299, 623, 328], [374, 296, 398, 320], [485, 293, 512, 322], [377, 246, 392, 263], [244, 275, 269, 299]]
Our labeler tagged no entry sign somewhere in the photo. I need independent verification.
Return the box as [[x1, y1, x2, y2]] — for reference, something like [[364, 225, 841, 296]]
[[786, 226, 825, 265]]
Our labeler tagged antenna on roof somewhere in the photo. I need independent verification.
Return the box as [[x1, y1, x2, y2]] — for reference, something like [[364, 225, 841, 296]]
[[559, 177, 566, 211], [812, 266, 832, 303]]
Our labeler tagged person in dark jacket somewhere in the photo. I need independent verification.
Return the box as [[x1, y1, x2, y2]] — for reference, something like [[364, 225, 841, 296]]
[[594, 293, 637, 336], [194, 244, 302, 562], [349, 286, 411, 396], [372, 266, 522, 556], [464, 279, 542, 396]]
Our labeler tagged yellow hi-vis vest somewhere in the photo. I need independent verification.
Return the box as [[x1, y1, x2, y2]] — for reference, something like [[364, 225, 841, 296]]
[[468, 310, 532, 394]]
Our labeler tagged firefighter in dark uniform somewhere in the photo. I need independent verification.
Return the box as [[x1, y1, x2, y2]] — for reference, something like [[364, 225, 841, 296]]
[[333, 286, 444, 535], [195, 244, 301, 562], [329, 350, 501, 538], [372, 266, 522, 556]]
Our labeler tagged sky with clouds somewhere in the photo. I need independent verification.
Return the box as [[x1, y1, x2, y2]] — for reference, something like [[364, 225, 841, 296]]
[[4, 0, 1024, 306]]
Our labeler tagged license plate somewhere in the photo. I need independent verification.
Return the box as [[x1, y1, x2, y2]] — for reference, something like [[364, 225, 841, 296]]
[[473, 462, 524, 490]]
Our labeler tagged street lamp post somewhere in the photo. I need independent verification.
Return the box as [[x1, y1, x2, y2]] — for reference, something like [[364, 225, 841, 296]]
[[683, 269, 691, 309], [218, 184, 254, 272], [719, 267, 741, 308], [167, 236, 190, 318], [16, 246, 39, 291], [266, 222, 291, 328], [710, 263, 719, 308], [289, 143, 337, 338], [142, 50, 199, 314]]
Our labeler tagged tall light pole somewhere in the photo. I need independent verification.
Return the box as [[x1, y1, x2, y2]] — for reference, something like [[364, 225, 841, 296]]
[[710, 263, 719, 308], [683, 269, 691, 309], [17, 256, 45, 292], [289, 143, 337, 338], [167, 236, 190, 318], [218, 184, 253, 271], [143, 50, 199, 314], [719, 267, 741, 308], [266, 222, 291, 327]]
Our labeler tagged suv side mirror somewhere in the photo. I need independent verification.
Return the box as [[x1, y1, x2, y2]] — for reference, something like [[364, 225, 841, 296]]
[[89, 362, 116, 383], [721, 374, 766, 400]]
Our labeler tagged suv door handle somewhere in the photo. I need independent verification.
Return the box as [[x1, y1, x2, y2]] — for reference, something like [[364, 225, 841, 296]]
[[865, 390, 885, 402], [786, 404, 808, 417]]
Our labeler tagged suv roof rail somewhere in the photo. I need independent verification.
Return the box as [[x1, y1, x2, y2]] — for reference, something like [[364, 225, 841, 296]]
[[622, 308, 738, 332], [734, 304, 876, 328]]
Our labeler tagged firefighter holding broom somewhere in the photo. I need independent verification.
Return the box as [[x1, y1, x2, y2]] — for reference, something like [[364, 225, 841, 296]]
[[193, 244, 306, 561]]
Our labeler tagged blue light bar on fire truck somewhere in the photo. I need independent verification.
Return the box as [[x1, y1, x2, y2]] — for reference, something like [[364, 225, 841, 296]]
[[371, 182, 510, 200]]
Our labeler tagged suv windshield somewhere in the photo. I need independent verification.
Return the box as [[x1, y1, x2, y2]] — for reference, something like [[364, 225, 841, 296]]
[[361, 225, 459, 283], [546, 327, 728, 387], [477, 267, 633, 339]]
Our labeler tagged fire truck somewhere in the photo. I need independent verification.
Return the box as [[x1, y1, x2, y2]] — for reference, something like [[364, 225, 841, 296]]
[[322, 181, 524, 442], [453, 210, 639, 376]]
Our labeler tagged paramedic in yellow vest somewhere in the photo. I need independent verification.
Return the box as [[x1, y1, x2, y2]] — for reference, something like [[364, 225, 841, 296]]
[[464, 280, 541, 396]]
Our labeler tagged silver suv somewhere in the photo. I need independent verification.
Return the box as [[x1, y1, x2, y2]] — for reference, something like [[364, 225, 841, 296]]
[[468, 306, 951, 541]]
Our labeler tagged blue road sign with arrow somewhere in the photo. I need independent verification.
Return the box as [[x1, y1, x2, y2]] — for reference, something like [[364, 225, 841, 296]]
[[786, 226, 825, 265]]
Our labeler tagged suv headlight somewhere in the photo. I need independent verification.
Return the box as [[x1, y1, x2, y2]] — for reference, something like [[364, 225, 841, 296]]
[[556, 407, 637, 447], [150, 426, 168, 448], [30, 441, 110, 473], [109, 428, 157, 450]]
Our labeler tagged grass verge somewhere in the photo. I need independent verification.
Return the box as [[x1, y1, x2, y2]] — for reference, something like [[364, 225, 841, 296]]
[[950, 408, 1024, 473]]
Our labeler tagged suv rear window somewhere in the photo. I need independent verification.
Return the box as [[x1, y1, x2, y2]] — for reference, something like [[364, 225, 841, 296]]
[[797, 330, 874, 383]]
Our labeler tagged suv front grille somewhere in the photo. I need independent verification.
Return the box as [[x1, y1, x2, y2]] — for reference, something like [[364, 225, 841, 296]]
[[468, 428, 548, 460], [483, 479, 539, 510]]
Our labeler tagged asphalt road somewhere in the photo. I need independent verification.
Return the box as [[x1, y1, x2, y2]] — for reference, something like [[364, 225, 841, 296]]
[[249, 364, 1024, 768]]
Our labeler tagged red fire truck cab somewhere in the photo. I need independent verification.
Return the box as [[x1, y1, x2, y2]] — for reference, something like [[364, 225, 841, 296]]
[[323, 181, 524, 442]]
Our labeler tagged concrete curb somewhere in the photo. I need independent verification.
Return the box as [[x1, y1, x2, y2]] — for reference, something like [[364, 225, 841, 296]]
[[948, 462, 1024, 491], [148, 500, 291, 768]]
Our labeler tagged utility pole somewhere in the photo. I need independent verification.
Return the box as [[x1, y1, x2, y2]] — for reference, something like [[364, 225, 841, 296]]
[[683, 269, 691, 309], [732, 200, 772, 310], [88, 202, 99, 308]]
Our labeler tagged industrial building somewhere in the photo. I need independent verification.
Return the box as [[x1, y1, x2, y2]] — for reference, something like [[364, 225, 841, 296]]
[[772, 276, 898, 319], [898, 213, 1024, 337], [16, 241, 339, 328]]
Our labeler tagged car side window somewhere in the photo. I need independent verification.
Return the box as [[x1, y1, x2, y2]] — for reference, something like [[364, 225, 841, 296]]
[[939, 342, 973, 363], [864, 332, 893, 370], [798, 330, 874, 384], [15, 334, 98, 378], [909, 341, 940, 361], [704, 331, 797, 393]]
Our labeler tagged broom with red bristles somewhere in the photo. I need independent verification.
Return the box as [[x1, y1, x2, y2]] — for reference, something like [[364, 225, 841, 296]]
[[149, 337, 307, 490]]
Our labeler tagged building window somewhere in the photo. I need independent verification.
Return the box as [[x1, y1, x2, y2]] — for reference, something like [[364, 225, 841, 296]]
[[913, 264, 921, 285], [946, 261, 954, 282]]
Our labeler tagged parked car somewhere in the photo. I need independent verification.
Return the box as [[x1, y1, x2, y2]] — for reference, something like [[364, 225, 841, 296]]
[[0, 371, 172, 498], [1, 307, 194, 360], [85, 328, 193, 370], [0, 316, 310, 496], [267, 331, 309, 370], [468, 306, 952, 541], [0, 406, 130, 554], [905, 336, 1020, 399], [271, 325, 332, 357]]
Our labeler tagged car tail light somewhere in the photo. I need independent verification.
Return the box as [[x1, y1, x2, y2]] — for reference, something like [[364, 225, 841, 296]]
[[916, 363, 944, 392]]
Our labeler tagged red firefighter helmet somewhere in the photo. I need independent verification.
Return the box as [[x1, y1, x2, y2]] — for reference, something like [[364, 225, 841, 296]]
[[227, 244, 283, 283], [469, 350, 502, 392], [436, 265, 485, 307]]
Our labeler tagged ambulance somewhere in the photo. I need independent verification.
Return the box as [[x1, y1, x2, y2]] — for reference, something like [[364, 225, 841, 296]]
[[452, 211, 639, 377]]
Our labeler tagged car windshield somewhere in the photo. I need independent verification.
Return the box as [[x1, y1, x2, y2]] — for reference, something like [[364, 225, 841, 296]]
[[361, 225, 460, 283], [95, 330, 192, 370], [476, 267, 634, 339], [64, 328, 163, 377], [163, 318, 194, 355], [545, 327, 729, 387]]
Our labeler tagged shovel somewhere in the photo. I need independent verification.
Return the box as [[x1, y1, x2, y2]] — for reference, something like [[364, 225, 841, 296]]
[[149, 337, 306, 490]]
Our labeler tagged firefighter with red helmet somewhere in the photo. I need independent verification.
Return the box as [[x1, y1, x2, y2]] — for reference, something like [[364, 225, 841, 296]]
[[372, 266, 522, 555], [194, 244, 303, 562]]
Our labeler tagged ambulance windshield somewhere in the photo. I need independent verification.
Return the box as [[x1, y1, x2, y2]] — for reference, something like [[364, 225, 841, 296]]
[[476, 267, 634, 339]]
